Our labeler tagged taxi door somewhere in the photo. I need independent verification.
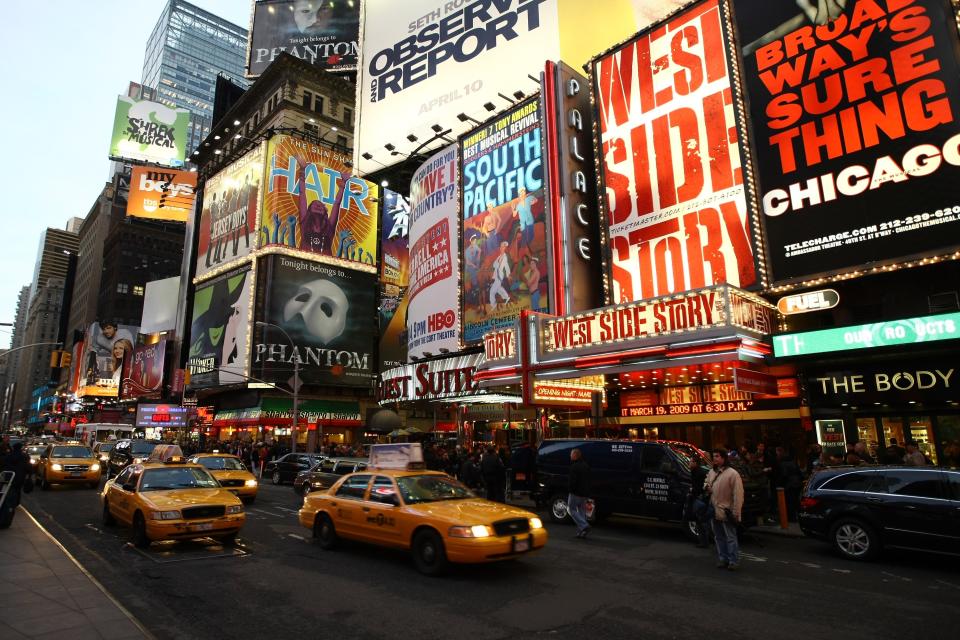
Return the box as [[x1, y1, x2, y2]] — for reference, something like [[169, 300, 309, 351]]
[[356, 476, 403, 546], [110, 467, 141, 525], [329, 474, 372, 539]]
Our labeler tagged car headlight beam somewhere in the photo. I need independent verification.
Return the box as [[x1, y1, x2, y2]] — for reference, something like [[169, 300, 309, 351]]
[[244, 479, 258, 487], [529, 517, 543, 530], [90, 463, 100, 472], [51, 463, 62, 471], [226, 505, 244, 515], [150, 510, 181, 520], [448, 525, 493, 538]]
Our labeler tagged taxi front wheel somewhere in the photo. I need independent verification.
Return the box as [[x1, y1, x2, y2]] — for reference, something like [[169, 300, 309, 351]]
[[314, 513, 338, 550], [412, 530, 448, 576]]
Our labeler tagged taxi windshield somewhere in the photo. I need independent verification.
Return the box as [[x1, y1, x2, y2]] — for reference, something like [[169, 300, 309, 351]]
[[51, 446, 93, 458], [196, 457, 246, 471], [26, 446, 45, 455], [396, 475, 473, 504], [97, 443, 115, 452], [139, 467, 219, 491]]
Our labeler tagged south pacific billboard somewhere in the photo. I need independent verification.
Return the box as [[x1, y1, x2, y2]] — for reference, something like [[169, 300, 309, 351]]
[[730, 0, 960, 283], [379, 189, 411, 372], [187, 268, 252, 388], [195, 144, 265, 279], [247, 0, 360, 76], [406, 145, 461, 360], [592, 0, 759, 305], [261, 134, 379, 267], [461, 98, 548, 343], [109, 95, 190, 167], [127, 166, 197, 222], [252, 255, 376, 388]]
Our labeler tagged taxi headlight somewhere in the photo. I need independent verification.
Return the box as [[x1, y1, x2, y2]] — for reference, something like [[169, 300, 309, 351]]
[[90, 463, 101, 472], [150, 510, 181, 520], [226, 505, 244, 515], [99, 454, 109, 462], [51, 463, 63, 471], [29, 458, 37, 465], [529, 517, 543, 530], [449, 525, 492, 538], [244, 479, 258, 487], [133, 457, 144, 464]]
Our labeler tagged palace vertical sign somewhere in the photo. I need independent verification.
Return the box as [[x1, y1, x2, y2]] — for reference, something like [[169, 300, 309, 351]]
[[592, 0, 758, 304]]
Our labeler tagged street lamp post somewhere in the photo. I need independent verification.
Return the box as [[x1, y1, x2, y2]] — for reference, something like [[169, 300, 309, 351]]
[[255, 321, 299, 454]]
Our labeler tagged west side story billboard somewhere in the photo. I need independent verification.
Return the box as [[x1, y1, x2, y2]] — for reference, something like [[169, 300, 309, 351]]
[[252, 255, 376, 388], [730, 0, 960, 283], [247, 0, 360, 77], [406, 145, 461, 360], [461, 98, 549, 343], [195, 144, 265, 279], [592, 0, 759, 304]]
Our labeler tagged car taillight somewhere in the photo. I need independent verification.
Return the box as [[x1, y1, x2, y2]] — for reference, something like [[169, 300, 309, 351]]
[[799, 496, 819, 510]]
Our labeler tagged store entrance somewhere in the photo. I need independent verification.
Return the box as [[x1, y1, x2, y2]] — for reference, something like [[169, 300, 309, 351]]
[[849, 413, 960, 465]]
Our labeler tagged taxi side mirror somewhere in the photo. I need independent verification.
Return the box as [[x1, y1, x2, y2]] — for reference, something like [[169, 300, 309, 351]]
[[122, 483, 135, 492]]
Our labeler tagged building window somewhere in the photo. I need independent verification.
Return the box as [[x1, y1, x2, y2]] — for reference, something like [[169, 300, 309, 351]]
[[314, 95, 325, 114], [343, 107, 353, 126], [133, 285, 145, 297], [336, 135, 347, 148], [117, 283, 129, 294], [304, 122, 320, 138], [302, 90, 312, 109]]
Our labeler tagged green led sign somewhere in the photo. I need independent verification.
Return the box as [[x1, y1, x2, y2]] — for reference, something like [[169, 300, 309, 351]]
[[774, 312, 960, 357]]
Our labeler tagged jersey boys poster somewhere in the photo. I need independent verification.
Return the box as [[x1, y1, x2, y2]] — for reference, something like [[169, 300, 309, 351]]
[[593, 0, 758, 303], [406, 145, 461, 360], [261, 135, 379, 267], [732, 0, 960, 282], [379, 189, 411, 371], [461, 99, 549, 343]]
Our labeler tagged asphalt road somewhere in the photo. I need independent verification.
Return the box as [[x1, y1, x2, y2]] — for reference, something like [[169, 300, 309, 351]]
[[19, 480, 960, 640]]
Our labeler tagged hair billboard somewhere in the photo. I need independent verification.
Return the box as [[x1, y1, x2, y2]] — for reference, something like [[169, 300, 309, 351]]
[[406, 145, 461, 360], [109, 95, 190, 167], [379, 189, 410, 371], [461, 98, 549, 343], [592, 0, 759, 304], [247, 0, 359, 77], [261, 134, 379, 267], [195, 143, 266, 279], [252, 256, 376, 387], [730, 0, 960, 283]]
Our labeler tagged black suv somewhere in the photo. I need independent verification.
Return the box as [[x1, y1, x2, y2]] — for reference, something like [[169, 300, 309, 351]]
[[799, 466, 960, 560], [106, 439, 161, 478], [534, 439, 765, 535], [264, 453, 326, 485]]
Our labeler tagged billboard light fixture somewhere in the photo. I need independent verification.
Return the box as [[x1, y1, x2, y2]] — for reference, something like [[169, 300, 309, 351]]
[[498, 92, 516, 104], [361, 152, 373, 160], [431, 124, 444, 133], [457, 113, 481, 125], [331, 126, 338, 132], [385, 143, 396, 151], [214, 149, 222, 155], [483, 102, 496, 111], [233, 119, 241, 126], [213, 135, 221, 140], [513, 90, 525, 100], [381, 180, 389, 187], [407, 134, 418, 142]]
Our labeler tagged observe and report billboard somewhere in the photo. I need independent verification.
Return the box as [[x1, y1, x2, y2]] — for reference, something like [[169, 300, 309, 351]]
[[731, 0, 960, 283], [591, 0, 759, 305], [246, 0, 360, 77], [460, 98, 549, 343], [109, 95, 190, 167]]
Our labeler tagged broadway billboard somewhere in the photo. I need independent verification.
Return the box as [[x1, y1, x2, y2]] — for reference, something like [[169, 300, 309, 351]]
[[592, 0, 759, 304], [252, 256, 376, 388], [247, 0, 359, 76], [187, 268, 252, 388], [731, 0, 960, 282], [127, 166, 196, 223], [461, 98, 548, 343], [379, 189, 410, 371], [109, 95, 190, 167]]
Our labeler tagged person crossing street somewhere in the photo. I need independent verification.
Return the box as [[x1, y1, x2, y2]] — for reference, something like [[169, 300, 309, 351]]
[[568, 448, 591, 539]]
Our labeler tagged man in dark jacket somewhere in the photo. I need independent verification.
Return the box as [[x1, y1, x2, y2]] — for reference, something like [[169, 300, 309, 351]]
[[687, 458, 709, 547], [480, 447, 506, 502], [1, 442, 32, 528], [568, 448, 591, 538]]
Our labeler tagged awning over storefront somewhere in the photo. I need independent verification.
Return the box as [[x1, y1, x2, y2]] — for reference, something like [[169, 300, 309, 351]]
[[214, 398, 362, 428]]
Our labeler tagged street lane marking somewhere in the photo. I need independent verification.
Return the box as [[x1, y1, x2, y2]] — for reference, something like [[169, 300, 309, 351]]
[[249, 508, 285, 517], [288, 534, 305, 541], [832, 569, 851, 574], [740, 553, 767, 562], [800, 563, 821, 569], [935, 579, 960, 590], [882, 571, 912, 582]]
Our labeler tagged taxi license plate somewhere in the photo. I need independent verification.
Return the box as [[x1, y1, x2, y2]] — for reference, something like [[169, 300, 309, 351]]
[[512, 538, 530, 553], [70, 472, 84, 477], [192, 523, 214, 531]]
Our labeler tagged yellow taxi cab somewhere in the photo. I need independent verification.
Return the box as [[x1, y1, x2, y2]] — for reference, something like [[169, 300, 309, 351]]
[[298, 444, 547, 575], [100, 446, 245, 548], [188, 453, 259, 503], [38, 443, 102, 490]]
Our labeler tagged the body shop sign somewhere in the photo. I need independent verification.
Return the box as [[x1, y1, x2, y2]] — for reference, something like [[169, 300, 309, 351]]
[[379, 354, 482, 403], [538, 284, 775, 359]]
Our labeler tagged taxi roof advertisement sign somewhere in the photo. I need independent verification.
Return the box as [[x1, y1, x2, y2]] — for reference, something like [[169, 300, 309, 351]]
[[591, 0, 759, 305], [246, 0, 360, 77], [730, 0, 960, 283], [109, 95, 190, 167]]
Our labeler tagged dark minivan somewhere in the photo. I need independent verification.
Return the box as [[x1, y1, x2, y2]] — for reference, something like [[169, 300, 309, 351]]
[[799, 466, 960, 561], [534, 439, 715, 534], [106, 439, 161, 478]]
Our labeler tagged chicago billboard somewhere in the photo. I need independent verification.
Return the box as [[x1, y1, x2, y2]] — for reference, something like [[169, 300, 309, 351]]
[[593, 0, 758, 304], [252, 256, 376, 388], [407, 145, 461, 360], [379, 189, 411, 372], [187, 268, 252, 388], [261, 134, 379, 266], [127, 166, 196, 222], [247, 0, 360, 76], [731, 0, 960, 283], [195, 144, 265, 280], [461, 98, 548, 343], [109, 95, 190, 167]]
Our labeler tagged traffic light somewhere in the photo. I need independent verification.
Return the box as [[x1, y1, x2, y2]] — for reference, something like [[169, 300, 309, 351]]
[[50, 350, 72, 368], [60, 351, 72, 368]]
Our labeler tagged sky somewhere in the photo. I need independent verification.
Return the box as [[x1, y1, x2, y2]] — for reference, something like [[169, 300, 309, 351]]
[[0, 0, 251, 348]]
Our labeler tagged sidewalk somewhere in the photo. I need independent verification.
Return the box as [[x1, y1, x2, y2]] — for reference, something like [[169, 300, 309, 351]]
[[0, 506, 153, 640]]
